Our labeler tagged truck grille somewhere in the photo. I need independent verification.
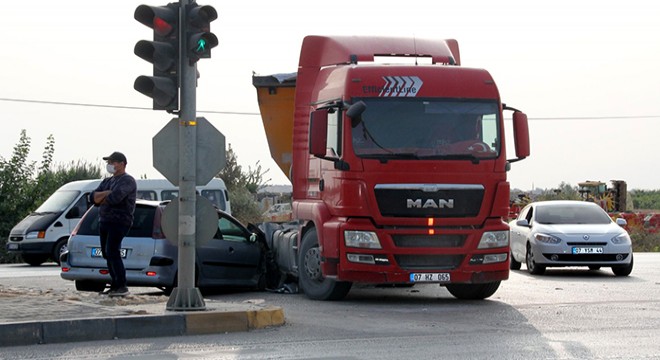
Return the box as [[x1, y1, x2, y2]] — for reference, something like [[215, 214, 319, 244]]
[[375, 184, 484, 218], [394, 255, 464, 270], [392, 234, 465, 248]]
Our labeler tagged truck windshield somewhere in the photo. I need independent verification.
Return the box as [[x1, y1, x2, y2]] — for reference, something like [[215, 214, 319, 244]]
[[351, 98, 500, 160], [34, 190, 80, 213]]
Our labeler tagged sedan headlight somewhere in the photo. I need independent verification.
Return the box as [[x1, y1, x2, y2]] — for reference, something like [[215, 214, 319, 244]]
[[344, 230, 382, 249], [478, 231, 509, 249], [611, 233, 631, 245], [534, 233, 561, 244]]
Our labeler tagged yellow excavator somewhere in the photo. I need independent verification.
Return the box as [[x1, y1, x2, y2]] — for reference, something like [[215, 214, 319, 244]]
[[577, 180, 627, 212]]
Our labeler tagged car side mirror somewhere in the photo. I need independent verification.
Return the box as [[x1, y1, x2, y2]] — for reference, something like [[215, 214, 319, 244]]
[[615, 218, 627, 227], [516, 219, 530, 227], [249, 233, 258, 243]]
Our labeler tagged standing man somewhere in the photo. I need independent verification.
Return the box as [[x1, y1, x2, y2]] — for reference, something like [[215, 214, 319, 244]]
[[90, 151, 137, 297]]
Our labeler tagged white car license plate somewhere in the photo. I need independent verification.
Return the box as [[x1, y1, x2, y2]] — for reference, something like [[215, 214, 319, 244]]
[[410, 273, 451, 283], [7, 243, 19, 250], [572, 247, 603, 254], [91, 248, 127, 258]]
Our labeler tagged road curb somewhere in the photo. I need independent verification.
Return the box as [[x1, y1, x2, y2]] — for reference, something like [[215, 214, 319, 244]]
[[0, 306, 285, 347]]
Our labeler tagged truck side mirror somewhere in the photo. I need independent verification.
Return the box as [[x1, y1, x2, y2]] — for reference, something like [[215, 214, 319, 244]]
[[309, 108, 329, 157], [346, 101, 366, 119], [512, 111, 530, 160]]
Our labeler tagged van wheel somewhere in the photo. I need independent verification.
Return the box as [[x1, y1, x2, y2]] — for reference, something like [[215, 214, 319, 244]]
[[22, 254, 49, 266], [52, 238, 68, 265], [298, 229, 352, 301]]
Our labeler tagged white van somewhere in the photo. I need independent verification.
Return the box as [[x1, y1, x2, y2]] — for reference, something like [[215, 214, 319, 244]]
[[6, 178, 230, 266]]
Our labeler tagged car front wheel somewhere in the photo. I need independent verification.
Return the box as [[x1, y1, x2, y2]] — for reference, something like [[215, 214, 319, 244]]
[[510, 251, 522, 270], [526, 243, 546, 275], [612, 254, 634, 277]]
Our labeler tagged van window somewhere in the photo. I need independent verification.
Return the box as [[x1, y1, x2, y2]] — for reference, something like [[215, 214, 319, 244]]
[[137, 190, 157, 201], [161, 190, 179, 202], [201, 190, 227, 211], [35, 190, 80, 213], [66, 194, 91, 219]]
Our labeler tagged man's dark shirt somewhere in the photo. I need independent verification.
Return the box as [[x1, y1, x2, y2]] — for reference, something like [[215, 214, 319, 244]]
[[91, 174, 137, 226]]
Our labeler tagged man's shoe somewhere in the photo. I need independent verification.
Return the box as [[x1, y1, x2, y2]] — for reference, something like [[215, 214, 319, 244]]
[[100, 287, 116, 295], [108, 287, 129, 297]]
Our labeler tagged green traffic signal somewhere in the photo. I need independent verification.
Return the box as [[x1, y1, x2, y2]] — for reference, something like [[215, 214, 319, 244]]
[[196, 39, 207, 53]]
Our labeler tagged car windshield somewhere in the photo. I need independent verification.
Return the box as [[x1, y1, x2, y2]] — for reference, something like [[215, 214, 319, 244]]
[[536, 204, 612, 224], [34, 190, 80, 213], [351, 98, 500, 160]]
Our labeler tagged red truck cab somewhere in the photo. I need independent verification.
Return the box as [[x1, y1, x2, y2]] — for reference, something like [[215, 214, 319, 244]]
[[254, 35, 530, 300]]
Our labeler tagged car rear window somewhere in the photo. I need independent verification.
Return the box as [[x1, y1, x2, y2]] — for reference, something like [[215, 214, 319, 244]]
[[77, 205, 156, 238], [536, 204, 612, 224]]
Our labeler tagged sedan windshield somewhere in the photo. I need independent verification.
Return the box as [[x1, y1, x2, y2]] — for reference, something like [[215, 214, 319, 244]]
[[351, 98, 500, 160], [536, 205, 612, 224]]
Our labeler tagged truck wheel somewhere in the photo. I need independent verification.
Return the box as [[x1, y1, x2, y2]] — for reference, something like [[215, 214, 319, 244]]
[[75, 280, 107, 292], [21, 254, 49, 266], [52, 238, 68, 265], [509, 251, 522, 270], [612, 254, 634, 277], [526, 243, 545, 275], [298, 229, 352, 301], [445, 281, 501, 300]]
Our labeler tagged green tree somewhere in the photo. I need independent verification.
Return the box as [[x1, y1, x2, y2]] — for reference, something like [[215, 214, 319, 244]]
[[1, 131, 102, 263], [217, 144, 270, 224]]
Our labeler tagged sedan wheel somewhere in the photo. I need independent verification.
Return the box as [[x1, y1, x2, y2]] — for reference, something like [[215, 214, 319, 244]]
[[526, 243, 545, 275], [510, 251, 522, 270]]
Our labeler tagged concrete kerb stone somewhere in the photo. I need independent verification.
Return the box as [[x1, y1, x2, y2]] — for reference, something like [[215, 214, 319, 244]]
[[0, 306, 285, 347]]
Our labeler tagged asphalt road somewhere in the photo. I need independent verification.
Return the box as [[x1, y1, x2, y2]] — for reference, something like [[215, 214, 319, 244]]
[[2, 253, 660, 359]]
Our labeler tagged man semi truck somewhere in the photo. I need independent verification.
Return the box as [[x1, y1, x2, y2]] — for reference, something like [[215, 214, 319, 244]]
[[253, 35, 530, 300]]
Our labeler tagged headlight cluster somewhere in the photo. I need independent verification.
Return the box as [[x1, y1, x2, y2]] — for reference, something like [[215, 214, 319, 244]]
[[477, 231, 509, 249], [344, 230, 382, 249], [611, 233, 631, 245], [534, 233, 561, 244]]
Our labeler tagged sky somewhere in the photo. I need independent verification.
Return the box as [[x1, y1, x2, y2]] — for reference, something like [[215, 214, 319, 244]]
[[1, 0, 659, 191]]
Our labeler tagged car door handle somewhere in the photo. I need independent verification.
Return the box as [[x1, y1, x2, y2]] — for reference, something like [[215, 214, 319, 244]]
[[228, 247, 235, 254]]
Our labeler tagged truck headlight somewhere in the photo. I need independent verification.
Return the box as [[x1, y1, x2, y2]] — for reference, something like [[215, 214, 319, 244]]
[[344, 230, 382, 249], [478, 231, 509, 249]]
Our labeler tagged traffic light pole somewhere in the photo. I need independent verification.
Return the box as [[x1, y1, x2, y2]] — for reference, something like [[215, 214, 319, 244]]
[[166, 0, 205, 311]]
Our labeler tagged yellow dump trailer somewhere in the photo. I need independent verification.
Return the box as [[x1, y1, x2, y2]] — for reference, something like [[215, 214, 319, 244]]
[[252, 73, 297, 180]]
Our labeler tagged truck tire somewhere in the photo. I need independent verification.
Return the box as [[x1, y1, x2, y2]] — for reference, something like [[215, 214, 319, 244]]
[[509, 251, 522, 270], [22, 254, 49, 266], [52, 238, 68, 265], [298, 229, 352, 301], [445, 281, 501, 300]]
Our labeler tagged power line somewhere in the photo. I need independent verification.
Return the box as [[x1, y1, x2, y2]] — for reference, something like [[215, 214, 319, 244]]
[[1, 97, 659, 120], [0, 97, 260, 116]]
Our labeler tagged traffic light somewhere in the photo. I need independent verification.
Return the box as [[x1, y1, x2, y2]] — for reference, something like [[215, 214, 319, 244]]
[[134, 3, 180, 112], [185, 3, 218, 64]]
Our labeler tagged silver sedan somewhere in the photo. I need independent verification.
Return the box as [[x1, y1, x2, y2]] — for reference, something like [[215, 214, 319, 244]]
[[509, 200, 633, 276]]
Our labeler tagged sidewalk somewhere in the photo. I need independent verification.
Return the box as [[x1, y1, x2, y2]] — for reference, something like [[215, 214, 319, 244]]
[[0, 285, 285, 347]]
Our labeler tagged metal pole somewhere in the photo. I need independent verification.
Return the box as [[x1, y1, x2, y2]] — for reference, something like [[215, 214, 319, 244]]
[[166, 0, 205, 311]]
